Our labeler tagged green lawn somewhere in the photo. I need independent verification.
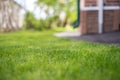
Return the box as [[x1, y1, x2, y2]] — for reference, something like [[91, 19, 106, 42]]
[[0, 31, 120, 80]]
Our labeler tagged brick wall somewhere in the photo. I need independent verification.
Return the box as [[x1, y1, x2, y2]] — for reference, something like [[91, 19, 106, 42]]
[[104, 0, 119, 6], [103, 0, 120, 33], [86, 11, 98, 33], [103, 10, 119, 32], [85, 0, 98, 6], [80, 11, 87, 34], [80, 11, 98, 34]]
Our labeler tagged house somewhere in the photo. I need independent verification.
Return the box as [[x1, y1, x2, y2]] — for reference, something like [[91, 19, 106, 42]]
[[79, 0, 120, 34]]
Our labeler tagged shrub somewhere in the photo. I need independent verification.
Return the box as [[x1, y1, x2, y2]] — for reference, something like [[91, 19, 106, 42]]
[[23, 11, 50, 31]]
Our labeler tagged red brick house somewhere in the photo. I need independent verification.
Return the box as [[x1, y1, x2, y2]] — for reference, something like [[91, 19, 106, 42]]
[[79, 0, 120, 34]]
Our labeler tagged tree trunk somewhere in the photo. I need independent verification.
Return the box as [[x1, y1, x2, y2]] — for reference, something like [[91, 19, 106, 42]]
[[0, 0, 21, 32]]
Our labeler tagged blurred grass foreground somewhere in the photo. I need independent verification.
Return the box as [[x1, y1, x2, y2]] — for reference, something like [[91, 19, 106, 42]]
[[0, 0, 120, 80], [0, 31, 120, 80]]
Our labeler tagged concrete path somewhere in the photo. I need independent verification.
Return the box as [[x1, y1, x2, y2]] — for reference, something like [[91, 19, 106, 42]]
[[54, 31, 120, 45]]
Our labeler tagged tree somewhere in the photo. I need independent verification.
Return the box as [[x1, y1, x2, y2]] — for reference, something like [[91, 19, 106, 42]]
[[36, 0, 77, 28], [0, 0, 22, 32]]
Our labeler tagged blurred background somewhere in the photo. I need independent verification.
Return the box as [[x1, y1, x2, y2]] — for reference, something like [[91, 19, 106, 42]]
[[0, 0, 78, 32]]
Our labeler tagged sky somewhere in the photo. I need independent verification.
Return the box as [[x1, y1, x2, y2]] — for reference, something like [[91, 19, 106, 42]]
[[15, 0, 39, 25], [25, 0, 36, 12], [15, 0, 46, 19], [14, 0, 35, 11], [25, 0, 47, 19], [17, 0, 64, 19]]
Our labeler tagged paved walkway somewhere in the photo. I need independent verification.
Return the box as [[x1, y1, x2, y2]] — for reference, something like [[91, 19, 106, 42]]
[[54, 31, 120, 45]]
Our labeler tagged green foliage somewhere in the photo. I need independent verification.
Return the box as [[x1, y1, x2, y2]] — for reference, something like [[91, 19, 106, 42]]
[[0, 31, 120, 80], [36, 0, 57, 7], [23, 12, 51, 31], [23, 0, 78, 31], [23, 12, 36, 29], [36, 0, 77, 27]]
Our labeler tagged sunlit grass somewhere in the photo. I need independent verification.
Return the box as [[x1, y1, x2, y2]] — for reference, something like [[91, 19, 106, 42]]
[[0, 30, 120, 80]]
